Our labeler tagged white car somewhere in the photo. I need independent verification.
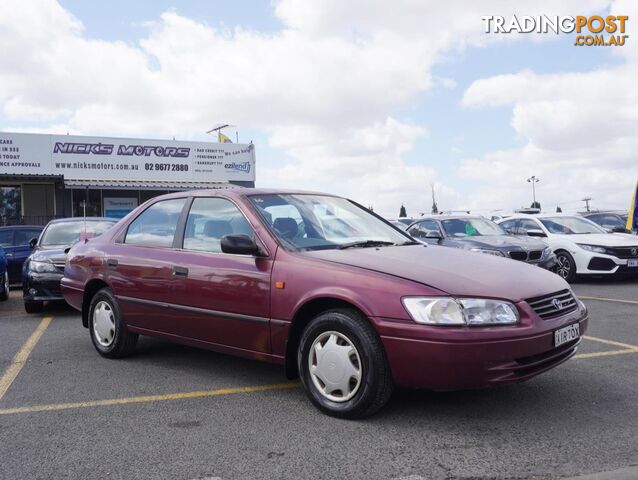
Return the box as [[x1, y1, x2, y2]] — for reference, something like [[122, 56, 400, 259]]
[[497, 214, 638, 282]]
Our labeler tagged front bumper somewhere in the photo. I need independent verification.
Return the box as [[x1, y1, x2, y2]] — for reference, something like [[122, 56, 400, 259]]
[[374, 301, 588, 390], [23, 272, 64, 301], [574, 250, 638, 276]]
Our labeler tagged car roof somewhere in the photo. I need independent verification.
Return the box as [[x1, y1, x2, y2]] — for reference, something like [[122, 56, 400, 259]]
[[416, 214, 483, 220], [47, 217, 117, 224]]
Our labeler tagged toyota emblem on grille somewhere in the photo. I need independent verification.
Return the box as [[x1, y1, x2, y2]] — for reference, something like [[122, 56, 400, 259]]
[[631, 248, 638, 257], [552, 298, 563, 310]]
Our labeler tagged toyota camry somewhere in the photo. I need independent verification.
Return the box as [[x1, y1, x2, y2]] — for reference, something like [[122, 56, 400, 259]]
[[62, 189, 588, 418]]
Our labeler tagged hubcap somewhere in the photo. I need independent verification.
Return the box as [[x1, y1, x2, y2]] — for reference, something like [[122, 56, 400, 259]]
[[93, 301, 116, 347], [308, 331, 362, 402], [557, 255, 571, 279]]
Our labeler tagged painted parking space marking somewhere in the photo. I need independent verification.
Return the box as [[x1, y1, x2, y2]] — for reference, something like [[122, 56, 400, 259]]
[[0, 382, 300, 416], [578, 295, 638, 305], [0, 316, 52, 401], [574, 335, 638, 360]]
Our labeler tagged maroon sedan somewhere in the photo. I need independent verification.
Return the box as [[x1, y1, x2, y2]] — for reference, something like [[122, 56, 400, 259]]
[[62, 189, 587, 418]]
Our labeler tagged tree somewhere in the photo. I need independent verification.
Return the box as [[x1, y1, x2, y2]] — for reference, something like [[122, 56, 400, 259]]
[[556, 206, 562, 213], [431, 184, 438, 214], [530, 201, 541, 209], [399, 204, 407, 217]]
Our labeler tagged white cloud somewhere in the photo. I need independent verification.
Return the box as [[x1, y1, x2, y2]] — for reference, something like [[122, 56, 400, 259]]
[[459, 0, 638, 213], [0, 0, 629, 216]]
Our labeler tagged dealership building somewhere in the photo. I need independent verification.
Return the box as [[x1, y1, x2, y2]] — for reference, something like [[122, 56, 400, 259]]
[[0, 132, 256, 225]]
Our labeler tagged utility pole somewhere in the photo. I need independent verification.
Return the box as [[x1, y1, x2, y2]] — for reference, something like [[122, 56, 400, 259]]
[[527, 176, 540, 206], [582, 197, 592, 212]]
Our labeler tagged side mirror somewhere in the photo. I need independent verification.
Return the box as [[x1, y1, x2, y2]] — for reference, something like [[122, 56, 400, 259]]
[[610, 226, 628, 233], [29, 237, 38, 249], [526, 229, 547, 238], [221, 234, 261, 256]]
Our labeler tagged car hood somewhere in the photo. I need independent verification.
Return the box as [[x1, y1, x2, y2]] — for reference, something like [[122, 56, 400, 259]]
[[31, 247, 67, 264], [451, 235, 546, 250], [557, 233, 638, 246], [304, 244, 567, 302]]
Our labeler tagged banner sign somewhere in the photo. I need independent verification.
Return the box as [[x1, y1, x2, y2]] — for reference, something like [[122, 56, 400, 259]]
[[104, 197, 138, 219], [0, 132, 255, 182]]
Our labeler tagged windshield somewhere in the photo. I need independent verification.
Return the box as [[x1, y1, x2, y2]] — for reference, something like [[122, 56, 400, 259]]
[[40, 220, 115, 247], [249, 194, 411, 250], [440, 218, 505, 237], [539, 216, 605, 235]]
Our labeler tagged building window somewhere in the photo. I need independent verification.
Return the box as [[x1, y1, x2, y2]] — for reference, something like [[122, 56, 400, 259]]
[[0, 186, 22, 223], [72, 189, 102, 217]]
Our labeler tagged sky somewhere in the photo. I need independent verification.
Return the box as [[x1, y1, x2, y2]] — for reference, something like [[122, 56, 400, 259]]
[[0, 0, 636, 217]]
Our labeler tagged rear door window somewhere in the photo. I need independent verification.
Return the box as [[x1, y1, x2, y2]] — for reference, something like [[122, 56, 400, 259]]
[[125, 198, 187, 247]]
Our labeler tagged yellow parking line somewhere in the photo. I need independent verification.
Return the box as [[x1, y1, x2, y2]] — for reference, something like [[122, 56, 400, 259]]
[[0, 316, 52, 401], [578, 295, 638, 305], [0, 382, 300, 416], [574, 349, 636, 360], [584, 335, 638, 351]]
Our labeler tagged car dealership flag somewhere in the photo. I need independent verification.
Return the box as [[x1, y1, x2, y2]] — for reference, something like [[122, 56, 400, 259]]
[[218, 132, 233, 143], [628, 178, 638, 231]]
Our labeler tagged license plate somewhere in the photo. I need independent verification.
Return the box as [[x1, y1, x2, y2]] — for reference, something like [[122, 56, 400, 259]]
[[554, 323, 580, 347], [628, 259, 638, 268]]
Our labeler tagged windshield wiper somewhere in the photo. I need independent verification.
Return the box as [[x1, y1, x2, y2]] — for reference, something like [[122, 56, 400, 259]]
[[337, 240, 396, 250], [397, 240, 421, 246]]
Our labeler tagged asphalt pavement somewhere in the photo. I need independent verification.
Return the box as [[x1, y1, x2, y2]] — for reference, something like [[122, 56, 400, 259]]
[[0, 280, 636, 480]]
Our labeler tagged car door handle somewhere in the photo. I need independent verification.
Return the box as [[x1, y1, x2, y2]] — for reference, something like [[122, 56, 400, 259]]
[[172, 266, 189, 277], [106, 259, 118, 268]]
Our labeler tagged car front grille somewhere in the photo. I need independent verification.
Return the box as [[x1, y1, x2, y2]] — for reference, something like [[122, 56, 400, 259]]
[[508, 250, 544, 263], [528, 250, 542, 261], [605, 246, 638, 259], [526, 289, 578, 319]]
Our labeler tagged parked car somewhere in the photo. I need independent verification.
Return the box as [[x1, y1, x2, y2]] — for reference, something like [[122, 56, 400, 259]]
[[0, 225, 44, 283], [581, 211, 632, 234], [62, 189, 587, 418], [23, 217, 117, 313], [387, 219, 408, 230], [0, 246, 8, 301], [407, 215, 557, 271], [497, 214, 638, 282]]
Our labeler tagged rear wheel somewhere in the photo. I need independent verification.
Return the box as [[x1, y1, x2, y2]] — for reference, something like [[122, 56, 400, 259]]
[[24, 300, 43, 313], [298, 309, 393, 419], [89, 288, 137, 358], [555, 250, 577, 283]]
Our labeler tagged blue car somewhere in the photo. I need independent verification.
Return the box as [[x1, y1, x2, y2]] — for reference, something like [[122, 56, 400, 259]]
[[0, 246, 8, 301], [0, 225, 44, 283]]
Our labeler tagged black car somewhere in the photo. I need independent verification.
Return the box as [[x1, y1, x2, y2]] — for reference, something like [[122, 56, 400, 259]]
[[23, 217, 117, 313], [582, 212, 632, 234], [0, 225, 44, 283], [407, 215, 558, 270]]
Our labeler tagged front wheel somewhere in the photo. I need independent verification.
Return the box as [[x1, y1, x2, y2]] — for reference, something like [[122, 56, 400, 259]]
[[24, 300, 43, 313], [298, 309, 393, 419], [89, 288, 138, 358], [0, 272, 8, 301], [555, 250, 577, 283]]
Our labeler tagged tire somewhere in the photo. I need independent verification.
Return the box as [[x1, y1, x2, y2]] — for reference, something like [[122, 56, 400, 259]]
[[298, 308, 393, 419], [0, 272, 8, 301], [555, 250, 577, 283], [24, 300, 43, 313], [88, 287, 138, 358]]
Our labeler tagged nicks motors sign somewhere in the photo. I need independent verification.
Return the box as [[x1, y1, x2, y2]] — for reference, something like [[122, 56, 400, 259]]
[[0, 132, 255, 182]]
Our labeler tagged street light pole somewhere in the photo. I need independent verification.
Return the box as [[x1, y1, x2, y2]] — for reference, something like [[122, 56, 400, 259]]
[[527, 176, 540, 206]]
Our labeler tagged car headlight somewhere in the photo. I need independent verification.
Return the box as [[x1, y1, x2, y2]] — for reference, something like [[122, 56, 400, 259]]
[[469, 248, 505, 257], [402, 297, 519, 326], [577, 244, 607, 254], [30, 260, 58, 273]]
